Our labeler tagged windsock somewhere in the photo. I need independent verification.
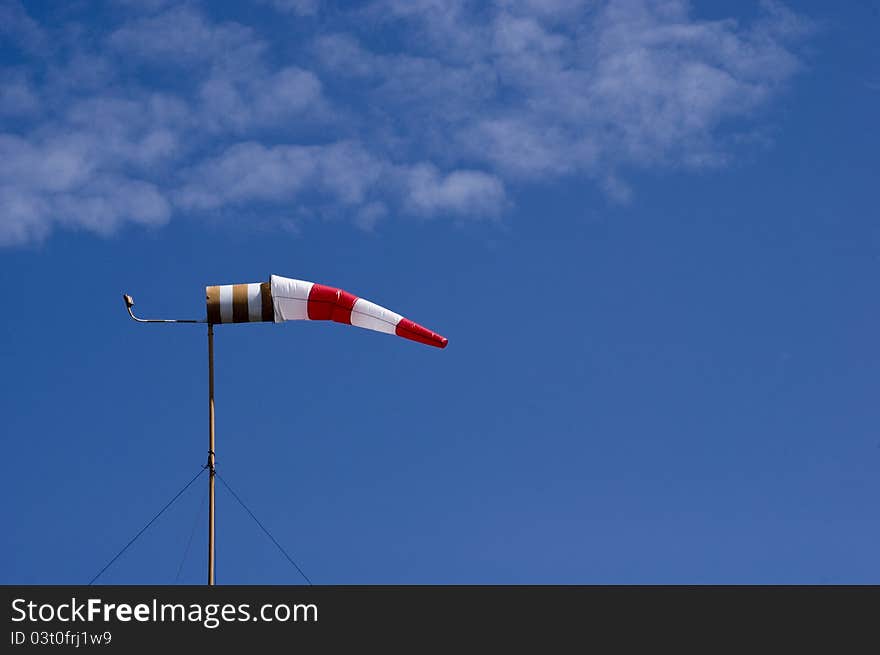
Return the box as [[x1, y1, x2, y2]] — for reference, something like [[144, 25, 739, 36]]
[[206, 275, 448, 349]]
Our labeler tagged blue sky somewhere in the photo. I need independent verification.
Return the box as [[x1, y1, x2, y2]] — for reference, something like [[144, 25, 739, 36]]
[[1, 0, 878, 584]]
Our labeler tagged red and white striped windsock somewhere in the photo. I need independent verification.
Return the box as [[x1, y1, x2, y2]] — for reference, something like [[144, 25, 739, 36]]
[[206, 275, 448, 348]]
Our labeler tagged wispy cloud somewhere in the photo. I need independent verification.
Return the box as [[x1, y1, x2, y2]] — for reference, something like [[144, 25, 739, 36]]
[[175, 141, 382, 210], [402, 164, 508, 218], [258, 0, 319, 16], [0, 0, 47, 55], [107, 6, 261, 64], [0, 0, 812, 245]]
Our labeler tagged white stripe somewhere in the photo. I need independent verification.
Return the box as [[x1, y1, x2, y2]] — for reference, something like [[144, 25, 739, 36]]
[[270, 275, 314, 322], [247, 283, 262, 322], [219, 285, 233, 324], [350, 297, 402, 335]]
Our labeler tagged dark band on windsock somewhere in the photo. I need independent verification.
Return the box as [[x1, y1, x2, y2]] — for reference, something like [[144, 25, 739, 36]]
[[206, 282, 274, 324]]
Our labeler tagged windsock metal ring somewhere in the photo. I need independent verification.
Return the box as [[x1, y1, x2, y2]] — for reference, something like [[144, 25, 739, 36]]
[[206, 275, 448, 349]]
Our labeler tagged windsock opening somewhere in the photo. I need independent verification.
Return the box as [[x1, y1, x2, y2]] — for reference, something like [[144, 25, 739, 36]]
[[206, 282, 273, 324]]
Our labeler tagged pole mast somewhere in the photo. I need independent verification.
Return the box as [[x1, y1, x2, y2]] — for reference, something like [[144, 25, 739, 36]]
[[207, 323, 216, 586]]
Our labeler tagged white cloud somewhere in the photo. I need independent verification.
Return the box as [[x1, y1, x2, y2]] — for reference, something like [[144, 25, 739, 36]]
[[0, 66, 186, 245], [110, 0, 178, 10], [0, 73, 39, 117], [259, 0, 320, 16], [403, 164, 507, 217], [198, 66, 325, 132], [495, 0, 592, 21], [312, 34, 378, 77], [0, 0, 812, 245], [52, 176, 171, 235], [0, 122, 174, 245], [354, 0, 811, 182], [110, 6, 328, 131], [354, 202, 388, 231], [176, 142, 313, 210], [177, 141, 507, 220], [459, 118, 590, 178], [176, 141, 383, 211], [108, 6, 262, 65], [0, 170, 170, 248], [0, 1, 47, 55], [0, 134, 93, 192]]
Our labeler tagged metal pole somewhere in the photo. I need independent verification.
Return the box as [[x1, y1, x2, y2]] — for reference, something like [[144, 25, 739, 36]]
[[208, 323, 216, 586]]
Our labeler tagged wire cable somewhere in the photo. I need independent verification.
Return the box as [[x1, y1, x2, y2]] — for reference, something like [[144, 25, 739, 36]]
[[174, 486, 207, 583], [215, 471, 313, 585], [88, 467, 206, 585]]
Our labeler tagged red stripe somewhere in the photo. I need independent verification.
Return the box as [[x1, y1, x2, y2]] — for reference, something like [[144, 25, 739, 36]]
[[307, 283, 358, 324], [395, 318, 448, 349]]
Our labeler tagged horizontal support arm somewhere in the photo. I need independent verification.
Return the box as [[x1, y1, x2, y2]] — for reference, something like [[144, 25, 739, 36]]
[[123, 294, 204, 324]]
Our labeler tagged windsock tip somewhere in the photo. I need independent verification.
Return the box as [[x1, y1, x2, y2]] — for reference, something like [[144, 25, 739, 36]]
[[396, 317, 448, 349]]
